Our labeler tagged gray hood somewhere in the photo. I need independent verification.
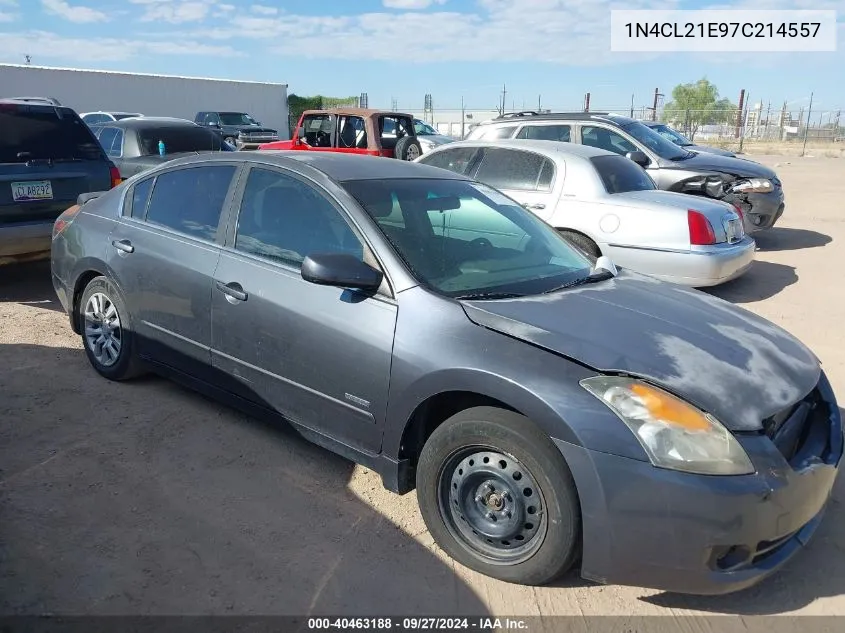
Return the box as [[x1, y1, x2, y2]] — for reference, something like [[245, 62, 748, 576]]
[[419, 134, 455, 147], [685, 144, 736, 157], [461, 272, 819, 431], [671, 151, 777, 179]]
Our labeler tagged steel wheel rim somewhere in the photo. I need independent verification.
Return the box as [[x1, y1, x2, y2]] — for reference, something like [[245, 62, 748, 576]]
[[438, 446, 547, 564], [83, 292, 123, 367], [406, 145, 420, 160]]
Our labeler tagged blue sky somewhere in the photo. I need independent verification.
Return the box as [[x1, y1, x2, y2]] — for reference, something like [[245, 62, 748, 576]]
[[0, 0, 843, 113]]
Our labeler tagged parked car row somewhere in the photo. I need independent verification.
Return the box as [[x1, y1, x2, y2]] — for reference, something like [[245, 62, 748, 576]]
[[49, 149, 842, 597]]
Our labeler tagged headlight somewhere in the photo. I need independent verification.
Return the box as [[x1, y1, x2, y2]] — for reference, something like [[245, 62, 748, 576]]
[[729, 178, 773, 194], [580, 376, 754, 475]]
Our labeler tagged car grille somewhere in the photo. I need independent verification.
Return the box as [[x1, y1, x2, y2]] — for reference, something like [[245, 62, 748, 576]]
[[763, 385, 832, 466], [240, 133, 278, 142]]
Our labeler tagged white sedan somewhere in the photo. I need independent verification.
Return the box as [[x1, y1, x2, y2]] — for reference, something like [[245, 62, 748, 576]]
[[416, 139, 755, 287]]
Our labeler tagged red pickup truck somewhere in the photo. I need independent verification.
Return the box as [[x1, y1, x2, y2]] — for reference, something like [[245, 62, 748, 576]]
[[259, 108, 423, 160]]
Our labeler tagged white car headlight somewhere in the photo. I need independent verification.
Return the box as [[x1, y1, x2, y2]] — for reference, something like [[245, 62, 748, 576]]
[[580, 376, 754, 476], [729, 178, 773, 194]]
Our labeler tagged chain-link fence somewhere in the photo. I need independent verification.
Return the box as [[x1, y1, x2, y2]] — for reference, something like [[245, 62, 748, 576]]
[[413, 105, 843, 155]]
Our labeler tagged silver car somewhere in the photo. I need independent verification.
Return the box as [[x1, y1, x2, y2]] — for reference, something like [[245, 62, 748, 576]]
[[416, 139, 755, 287], [642, 121, 736, 157], [414, 118, 455, 153]]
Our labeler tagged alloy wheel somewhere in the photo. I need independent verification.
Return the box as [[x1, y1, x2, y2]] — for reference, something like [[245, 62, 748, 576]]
[[83, 292, 123, 367]]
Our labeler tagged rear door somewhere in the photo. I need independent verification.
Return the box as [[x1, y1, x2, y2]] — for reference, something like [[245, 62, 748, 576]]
[[106, 163, 241, 375], [469, 147, 559, 222], [1, 103, 111, 229]]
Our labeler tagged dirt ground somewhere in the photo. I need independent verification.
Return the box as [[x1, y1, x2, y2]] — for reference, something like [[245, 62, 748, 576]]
[[1, 154, 843, 618]]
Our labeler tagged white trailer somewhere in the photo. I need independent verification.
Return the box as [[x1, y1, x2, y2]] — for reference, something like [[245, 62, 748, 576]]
[[0, 63, 290, 138]]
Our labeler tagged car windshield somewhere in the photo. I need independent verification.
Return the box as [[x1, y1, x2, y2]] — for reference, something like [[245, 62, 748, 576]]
[[0, 105, 103, 163], [218, 112, 258, 126], [414, 120, 439, 136], [137, 126, 234, 155], [591, 155, 656, 194], [342, 178, 592, 299], [620, 120, 691, 160], [651, 124, 692, 146]]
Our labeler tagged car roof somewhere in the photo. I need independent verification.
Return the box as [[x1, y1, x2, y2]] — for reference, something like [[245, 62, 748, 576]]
[[435, 139, 618, 160], [301, 108, 415, 119], [91, 117, 197, 128], [477, 112, 638, 127], [159, 151, 470, 182]]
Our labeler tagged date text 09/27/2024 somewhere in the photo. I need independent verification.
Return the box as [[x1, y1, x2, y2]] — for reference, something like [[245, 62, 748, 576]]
[[307, 617, 528, 631]]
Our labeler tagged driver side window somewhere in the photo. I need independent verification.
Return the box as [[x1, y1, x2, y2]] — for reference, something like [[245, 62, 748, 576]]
[[581, 126, 638, 156], [302, 114, 334, 147]]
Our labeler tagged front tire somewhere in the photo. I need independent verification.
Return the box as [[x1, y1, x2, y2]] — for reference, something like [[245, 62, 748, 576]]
[[416, 407, 581, 585], [78, 276, 144, 381]]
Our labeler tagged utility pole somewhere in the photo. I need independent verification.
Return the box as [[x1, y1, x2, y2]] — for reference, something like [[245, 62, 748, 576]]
[[738, 91, 749, 153], [630, 93, 635, 117], [499, 84, 507, 115], [734, 89, 746, 138], [651, 88, 661, 121], [391, 97, 398, 111], [538, 95, 541, 112], [584, 92, 591, 112], [460, 96, 466, 140], [765, 101, 771, 139], [801, 91, 814, 157]]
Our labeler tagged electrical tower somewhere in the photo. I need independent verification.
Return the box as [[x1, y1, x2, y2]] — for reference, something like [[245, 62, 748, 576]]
[[424, 93, 434, 124]]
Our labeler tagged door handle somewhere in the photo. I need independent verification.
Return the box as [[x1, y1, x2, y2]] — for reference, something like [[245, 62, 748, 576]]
[[524, 203, 546, 210], [215, 280, 248, 302], [112, 239, 134, 253]]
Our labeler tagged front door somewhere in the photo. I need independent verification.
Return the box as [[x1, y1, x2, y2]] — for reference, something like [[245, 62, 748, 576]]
[[106, 163, 240, 374], [210, 165, 397, 453]]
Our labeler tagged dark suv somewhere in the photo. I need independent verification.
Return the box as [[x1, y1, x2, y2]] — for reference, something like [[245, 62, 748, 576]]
[[466, 111, 785, 233], [194, 111, 280, 150], [1, 98, 119, 265]]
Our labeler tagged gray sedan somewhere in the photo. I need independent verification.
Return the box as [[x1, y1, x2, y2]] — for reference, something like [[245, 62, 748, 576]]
[[417, 140, 755, 287], [51, 151, 841, 594]]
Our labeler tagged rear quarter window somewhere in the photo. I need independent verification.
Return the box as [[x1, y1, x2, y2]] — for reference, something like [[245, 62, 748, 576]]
[[590, 155, 656, 194]]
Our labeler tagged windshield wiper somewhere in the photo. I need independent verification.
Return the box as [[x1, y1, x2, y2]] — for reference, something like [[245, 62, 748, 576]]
[[542, 269, 614, 294], [455, 291, 525, 300]]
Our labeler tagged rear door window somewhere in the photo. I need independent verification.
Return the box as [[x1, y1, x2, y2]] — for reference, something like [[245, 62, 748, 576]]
[[474, 148, 552, 191], [128, 177, 154, 218], [337, 116, 368, 150], [143, 165, 236, 241], [516, 124, 571, 142], [0, 105, 102, 163]]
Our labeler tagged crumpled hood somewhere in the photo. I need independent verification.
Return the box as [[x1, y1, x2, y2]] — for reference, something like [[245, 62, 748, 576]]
[[686, 144, 736, 157], [675, 152, 777, 179], [461, 273, 819, 431]]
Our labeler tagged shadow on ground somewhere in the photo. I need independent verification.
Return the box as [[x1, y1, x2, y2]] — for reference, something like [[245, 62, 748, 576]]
[[642, 410, 845, 614], [0, 261, 62, 313], [0, 340, 490, 616], [706, 261, 798, 304], [754, 228, 832, 252]]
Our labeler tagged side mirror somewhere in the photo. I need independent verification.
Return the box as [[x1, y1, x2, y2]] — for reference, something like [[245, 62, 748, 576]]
[[593, 255, 618, 277], [296, 126, 306, 139], [626, 150, 650, 167], [301, 253, 383, 292]]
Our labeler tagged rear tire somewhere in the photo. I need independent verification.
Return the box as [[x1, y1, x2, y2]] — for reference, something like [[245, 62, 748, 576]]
[[558, 229, 600, 261], [78, 276, 144, 381], [416, 407, 581, 586]]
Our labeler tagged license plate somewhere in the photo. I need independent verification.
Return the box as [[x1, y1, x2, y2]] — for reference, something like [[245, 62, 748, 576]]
[[725, 218, 743, 243], [12, 180, 53, 202]]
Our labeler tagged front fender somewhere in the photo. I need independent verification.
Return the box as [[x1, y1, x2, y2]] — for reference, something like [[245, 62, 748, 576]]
[[381, 331, 649, 465]]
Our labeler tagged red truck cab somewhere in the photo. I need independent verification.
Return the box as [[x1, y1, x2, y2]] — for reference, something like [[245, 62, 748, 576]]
[[259, 108, 423, 161]]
